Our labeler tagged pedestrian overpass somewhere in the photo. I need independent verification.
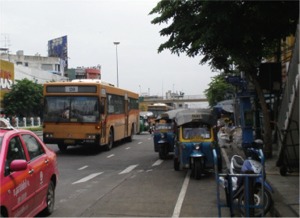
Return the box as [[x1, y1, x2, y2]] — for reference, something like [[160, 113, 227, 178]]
[[139, 95, 208, 104]]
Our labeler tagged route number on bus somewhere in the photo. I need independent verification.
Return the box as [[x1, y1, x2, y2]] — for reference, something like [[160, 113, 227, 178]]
[[65, 86, 78, 92]]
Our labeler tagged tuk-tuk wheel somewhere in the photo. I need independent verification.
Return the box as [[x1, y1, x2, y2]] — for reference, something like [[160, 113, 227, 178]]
[[192, 158, 203, 180], [159, 148, 168, 160], [174, 157, 180, 171]]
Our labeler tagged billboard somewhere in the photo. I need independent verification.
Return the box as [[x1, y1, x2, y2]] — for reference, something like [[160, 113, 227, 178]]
[[48, 35, 68, 71], [0, 60, 14, 109]]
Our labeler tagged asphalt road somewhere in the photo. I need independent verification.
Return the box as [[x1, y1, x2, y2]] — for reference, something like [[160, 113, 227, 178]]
[[41, 132, 231, 217]]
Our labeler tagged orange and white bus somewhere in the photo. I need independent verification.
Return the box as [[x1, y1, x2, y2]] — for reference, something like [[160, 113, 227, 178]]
[[147, 103, 173, 118], [43, 79, 139, 152]]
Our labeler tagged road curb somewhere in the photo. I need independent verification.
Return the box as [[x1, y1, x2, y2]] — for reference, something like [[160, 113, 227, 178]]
[[270, 191, 299, 217]]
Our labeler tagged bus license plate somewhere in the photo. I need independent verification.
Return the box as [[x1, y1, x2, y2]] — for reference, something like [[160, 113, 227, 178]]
[[64, 139, 75, 144]]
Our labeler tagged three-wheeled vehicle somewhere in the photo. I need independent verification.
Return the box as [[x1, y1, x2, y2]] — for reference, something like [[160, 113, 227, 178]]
[[153, 109, 184, 159], [139, 111, 154, 133], [173, 108, 222, 179]]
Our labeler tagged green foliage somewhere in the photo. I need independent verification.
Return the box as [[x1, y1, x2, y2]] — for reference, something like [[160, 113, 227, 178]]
[[3, 78, 43, 117], [150, 1, 299, 151], [150, 1, 299, 73], [204, 74, 235, 107]]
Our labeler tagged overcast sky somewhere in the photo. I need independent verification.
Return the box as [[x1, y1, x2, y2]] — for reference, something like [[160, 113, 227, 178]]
[[0, 0, 217, 96]]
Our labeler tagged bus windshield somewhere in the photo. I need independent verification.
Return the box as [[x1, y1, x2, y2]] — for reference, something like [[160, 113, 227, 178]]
[[44, 96, 100, 123]]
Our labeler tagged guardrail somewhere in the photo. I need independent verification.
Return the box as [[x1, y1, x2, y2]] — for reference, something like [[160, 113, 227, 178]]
[[3, 117, 41, 128]]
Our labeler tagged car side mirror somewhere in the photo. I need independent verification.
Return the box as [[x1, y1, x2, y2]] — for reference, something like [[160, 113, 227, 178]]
[[10, 159, 28, 172]]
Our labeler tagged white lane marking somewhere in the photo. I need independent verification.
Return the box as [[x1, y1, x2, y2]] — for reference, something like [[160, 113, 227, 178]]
[[172, 171, 190, 218], [125, 147, 131, 150], [152, 159, 163, 167], [119, 164, 138, 175], [107, 154, 115, 158], [72, 172, 103, 184], [78, 165, 88, 170], [138, 142, 142, 145]]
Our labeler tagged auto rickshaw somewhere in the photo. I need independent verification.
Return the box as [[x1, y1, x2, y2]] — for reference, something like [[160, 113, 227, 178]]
[[153, 109, 184, 159], [173, 108, 222, 179], [139, 111, 153, 133]]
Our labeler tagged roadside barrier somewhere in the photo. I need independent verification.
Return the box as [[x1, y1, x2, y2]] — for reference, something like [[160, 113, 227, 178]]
[[4, 117, 41, 128]]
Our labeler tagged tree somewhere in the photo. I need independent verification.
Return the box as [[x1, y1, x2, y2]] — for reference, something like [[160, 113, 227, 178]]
[[3, 78, 43, 117], [204, 74, 235, 107], [150, 1, 299, 157]]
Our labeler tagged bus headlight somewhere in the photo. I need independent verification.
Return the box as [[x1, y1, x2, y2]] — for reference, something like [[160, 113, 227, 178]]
[[86, 134, 96, 139], [45, 133, 53, 138]]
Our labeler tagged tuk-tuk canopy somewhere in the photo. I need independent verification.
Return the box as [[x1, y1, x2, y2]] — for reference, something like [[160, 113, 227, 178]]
[[174, 108, 215, 126], [140, 111, 154, 118], [156, 108, 186, 121], [160, 108, 186, 119]]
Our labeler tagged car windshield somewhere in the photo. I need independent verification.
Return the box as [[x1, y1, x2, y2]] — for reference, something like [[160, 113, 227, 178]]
[[182, 123, 211, 139], [43, 96, 100, 123]]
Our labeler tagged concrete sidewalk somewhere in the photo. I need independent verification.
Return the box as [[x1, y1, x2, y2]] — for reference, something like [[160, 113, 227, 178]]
[[264, 153, 299, 217], [221, 145, 299, 217]]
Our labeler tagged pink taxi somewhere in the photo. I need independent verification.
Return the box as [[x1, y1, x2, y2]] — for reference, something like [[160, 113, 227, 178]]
[[0, 119, 58, 217]]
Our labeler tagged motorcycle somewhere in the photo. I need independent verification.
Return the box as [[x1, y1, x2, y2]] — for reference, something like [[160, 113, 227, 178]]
[[219, 139, 273, 216], [149, 123, 155, 134]]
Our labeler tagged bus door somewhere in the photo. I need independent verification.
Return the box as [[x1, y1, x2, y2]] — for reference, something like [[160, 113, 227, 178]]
[[100, 90, 107, 144], [124, 94, 128, 137]]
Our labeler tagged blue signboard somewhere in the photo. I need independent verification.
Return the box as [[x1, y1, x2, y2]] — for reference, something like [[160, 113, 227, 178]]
[[48, 36, 68, 71]]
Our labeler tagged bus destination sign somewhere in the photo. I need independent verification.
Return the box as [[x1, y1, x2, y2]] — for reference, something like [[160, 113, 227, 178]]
[[46, 85, 97, 93], [65, 86, 78, 92]]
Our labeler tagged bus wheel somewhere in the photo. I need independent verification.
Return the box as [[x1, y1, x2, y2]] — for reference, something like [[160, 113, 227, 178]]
[[58, 144, 68, 152], [104, 129, 114, 151], [193, 158, 203, 180]]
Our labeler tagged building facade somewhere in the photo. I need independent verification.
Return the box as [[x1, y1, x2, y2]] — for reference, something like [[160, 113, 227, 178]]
[[0, 50, 68, 84], [0, 50, 68, 111]]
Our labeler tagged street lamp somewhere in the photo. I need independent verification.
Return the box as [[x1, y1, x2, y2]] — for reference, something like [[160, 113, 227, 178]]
[[113, 42, 120, 87]]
